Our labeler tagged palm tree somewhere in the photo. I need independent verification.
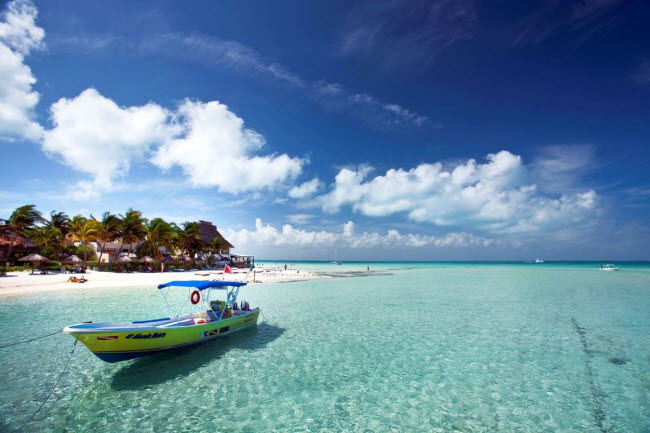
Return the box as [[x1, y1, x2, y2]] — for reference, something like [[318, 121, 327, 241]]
[[31, 226, 66, 258], [0, 204, 43, 263], [67, 215, 87, 240], [208, 237, 224, 263], [174, 222, 204, 265], [92, 212, 122, 264], [119, 209, 146, 257], [138, 218, 176, 259], [43, 211, 71, 235], [70, 219, 100, 262], [0, 204, 43, 237]]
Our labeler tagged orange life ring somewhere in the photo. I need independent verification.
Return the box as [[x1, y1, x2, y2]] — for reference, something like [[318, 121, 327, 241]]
[[190, 290, 201, 305]]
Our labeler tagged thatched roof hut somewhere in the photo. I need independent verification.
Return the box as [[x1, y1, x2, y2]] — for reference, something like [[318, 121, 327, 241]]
[[0, 229, 39, 254], [197, 221, 234, 249]]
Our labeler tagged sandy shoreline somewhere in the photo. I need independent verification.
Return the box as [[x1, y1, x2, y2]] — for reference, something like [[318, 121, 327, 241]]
[[0, 265, 325, 297]]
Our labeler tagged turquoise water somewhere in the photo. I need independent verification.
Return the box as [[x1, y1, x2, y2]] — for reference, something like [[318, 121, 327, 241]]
[[1, 264, 649, 432]]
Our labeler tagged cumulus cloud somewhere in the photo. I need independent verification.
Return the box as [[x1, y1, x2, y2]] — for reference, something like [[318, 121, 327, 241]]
[[42, 88, 179, 195], [288, 178, 322, 199], [226, 219, 496, 250], [0, 0, 44, 141], [319, 150, 597, 234], [151, 99, 303, 193], [39, 88, 305, 197]]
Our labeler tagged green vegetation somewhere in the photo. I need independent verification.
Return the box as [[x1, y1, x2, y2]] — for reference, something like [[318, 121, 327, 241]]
[[0, 204, 226, 267]]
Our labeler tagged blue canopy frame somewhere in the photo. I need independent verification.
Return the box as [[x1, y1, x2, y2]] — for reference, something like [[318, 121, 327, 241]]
[[157, 280, 247, 291], [157, 280, 247, 318]]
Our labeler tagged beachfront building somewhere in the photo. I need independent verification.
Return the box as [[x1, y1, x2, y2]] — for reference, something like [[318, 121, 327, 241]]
[[0, 229, 40, 264], [197, 220, 234, 258], [94, 240, 144, 263]]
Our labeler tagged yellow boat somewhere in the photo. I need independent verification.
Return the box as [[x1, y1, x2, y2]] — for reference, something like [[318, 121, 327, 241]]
[[64, 280, 259, 362]]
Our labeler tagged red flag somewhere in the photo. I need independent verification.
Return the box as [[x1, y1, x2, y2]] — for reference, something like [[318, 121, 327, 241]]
[[224, 264, 232, 274]]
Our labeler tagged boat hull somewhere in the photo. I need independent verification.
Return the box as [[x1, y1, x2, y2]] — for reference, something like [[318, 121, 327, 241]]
[[64, 310, 260, 363]]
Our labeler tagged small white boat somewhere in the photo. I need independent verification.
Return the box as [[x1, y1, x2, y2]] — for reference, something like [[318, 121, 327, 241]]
[[534, 259, 544, 263], [600, 264, 619, 271]]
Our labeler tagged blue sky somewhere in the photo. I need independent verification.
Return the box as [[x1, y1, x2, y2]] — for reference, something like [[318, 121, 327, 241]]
[[1, 0, 649, 260]]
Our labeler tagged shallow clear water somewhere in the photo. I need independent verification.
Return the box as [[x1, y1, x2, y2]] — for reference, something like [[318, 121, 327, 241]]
[[1, 264, 649, 432]]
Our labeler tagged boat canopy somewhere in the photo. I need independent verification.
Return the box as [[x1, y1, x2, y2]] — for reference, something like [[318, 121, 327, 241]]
[[157, 280, 247, 291]]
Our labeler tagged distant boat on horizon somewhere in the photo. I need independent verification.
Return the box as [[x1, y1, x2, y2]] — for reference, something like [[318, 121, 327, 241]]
[[534, 259, 544, 263], [600, 264, 619, 271]]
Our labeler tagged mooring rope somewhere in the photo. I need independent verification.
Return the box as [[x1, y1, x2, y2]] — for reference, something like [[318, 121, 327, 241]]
[[0, 329, 62, 349], [14, 340, 78, 432], [259, 310, 279, 326]]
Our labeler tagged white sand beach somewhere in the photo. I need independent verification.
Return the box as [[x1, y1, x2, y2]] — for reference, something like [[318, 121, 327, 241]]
[[0, 265, 325, 297]]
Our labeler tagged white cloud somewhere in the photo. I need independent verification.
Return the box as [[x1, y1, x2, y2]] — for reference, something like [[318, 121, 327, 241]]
[[0, 0, 43, 54], [226, 218, 496, 250], [151, 99, 304, 193], [286, 213, 315, 225], [288, 178, 322, 199], [319, 150, 597, 234], [40, 89, 304, 198], [0, 0, 44, 141], [42, 88, 178, 194], [531, 144, 597, 193]]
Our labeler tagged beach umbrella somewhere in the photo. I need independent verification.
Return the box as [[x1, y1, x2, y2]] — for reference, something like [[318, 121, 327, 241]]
[[18, 253, 50, 263], [19, 253, 50, 273], [62, 255, 84, 264], [177, 256, 193, 263], [161, 256, 176, 264], [115, 255, 133, 263], [138, 256, 155, 263]]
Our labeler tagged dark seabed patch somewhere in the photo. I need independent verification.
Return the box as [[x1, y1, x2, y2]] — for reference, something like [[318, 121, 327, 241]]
[[571, 318, 612, 433], [608, 357, 631, 365]]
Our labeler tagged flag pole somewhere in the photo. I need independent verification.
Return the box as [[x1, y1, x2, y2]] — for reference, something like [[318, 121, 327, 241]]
[[244, 264, 254, 283]]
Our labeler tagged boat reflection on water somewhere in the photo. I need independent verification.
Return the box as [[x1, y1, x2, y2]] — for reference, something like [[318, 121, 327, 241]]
[[110, 322, 285, 390]]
